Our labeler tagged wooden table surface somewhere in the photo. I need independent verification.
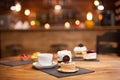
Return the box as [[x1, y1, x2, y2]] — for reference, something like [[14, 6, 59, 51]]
[[0, 54, 120, 80]]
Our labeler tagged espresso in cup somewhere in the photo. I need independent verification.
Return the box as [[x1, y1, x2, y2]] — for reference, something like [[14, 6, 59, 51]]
[[37, 53, 53, 66]]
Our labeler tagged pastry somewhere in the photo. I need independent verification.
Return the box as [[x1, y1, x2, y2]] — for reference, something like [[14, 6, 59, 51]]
[[58, 53, 78, 72], [83, 50, 97, 59], [60, 62, 76, 71], [20, 54, 30, 61], [31, 52, 40, 61], [57, 50, 72, 63], [73, 44, 87, 57]]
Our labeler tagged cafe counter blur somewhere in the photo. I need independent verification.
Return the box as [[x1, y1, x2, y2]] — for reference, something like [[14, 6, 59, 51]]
[[0, 26, 120, 58]]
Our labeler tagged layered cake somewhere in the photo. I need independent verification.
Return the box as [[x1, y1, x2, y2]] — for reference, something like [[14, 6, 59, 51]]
[[73, 44, 87, 57], [60, 62, 76, 72], [83, 50, 97, 60], [58, 55, 78, 72]]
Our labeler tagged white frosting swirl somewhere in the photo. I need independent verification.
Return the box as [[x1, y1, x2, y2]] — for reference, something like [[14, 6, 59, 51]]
[[73, 46, 87, 53]]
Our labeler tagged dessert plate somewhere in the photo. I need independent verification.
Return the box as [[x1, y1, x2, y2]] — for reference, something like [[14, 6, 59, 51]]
[[58, 67, 79, 73], [32, 62, 57, 69]]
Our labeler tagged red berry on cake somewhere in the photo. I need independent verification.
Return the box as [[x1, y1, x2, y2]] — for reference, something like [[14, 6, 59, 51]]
[[20, 54, 30, 61], [83, 50, 97, 59], [87, 50, 96, 53]]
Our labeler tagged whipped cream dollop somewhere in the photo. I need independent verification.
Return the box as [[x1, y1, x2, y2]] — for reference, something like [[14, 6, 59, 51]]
[[57, 50, 72, 62], [73, 46, 87, 53]]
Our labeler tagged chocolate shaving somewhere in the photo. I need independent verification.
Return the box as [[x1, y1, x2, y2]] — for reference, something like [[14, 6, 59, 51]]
[[78, 44, 84, 47]]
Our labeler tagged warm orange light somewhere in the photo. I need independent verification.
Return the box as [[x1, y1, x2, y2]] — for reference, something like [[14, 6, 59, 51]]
[[85, 20, 95, 28], [85, 12, 94, 28], [54, 5, 62, 11], [94, 0, 100, 6], [86, 12, 93, 20], [24, 9, 30, 16], [30, 20, 35, 26], [54, 5, 62, 14], [10, 6, 16, 11], [75, 20, 80, 25], [98, 14, 103, 20], [15, 2, 21, 12], [44, 23, 50, 29], [64, 22, 70, 29], [97, 5, 104, 10]]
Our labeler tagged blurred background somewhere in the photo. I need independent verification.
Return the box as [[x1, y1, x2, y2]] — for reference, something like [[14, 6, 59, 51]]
[[0, 0, 120, 58], [0, 0, 119, 29]]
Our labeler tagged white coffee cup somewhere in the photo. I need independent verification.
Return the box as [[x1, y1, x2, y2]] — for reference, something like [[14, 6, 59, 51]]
[[37, 53, 53, 66]]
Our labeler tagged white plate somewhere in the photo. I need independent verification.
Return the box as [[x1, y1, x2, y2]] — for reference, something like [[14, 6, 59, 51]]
[[58, 68, 79, 73], [32, 62, 57, 69]]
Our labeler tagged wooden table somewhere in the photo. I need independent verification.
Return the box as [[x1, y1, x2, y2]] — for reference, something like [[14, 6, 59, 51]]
[[0, 54, 120, 80]]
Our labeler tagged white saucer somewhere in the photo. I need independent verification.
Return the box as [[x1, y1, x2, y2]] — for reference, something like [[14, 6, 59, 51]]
[[32, 62, 57, 69]]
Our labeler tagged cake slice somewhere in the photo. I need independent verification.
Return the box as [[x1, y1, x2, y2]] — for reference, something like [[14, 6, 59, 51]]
[[83, 50, 97, 60]]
